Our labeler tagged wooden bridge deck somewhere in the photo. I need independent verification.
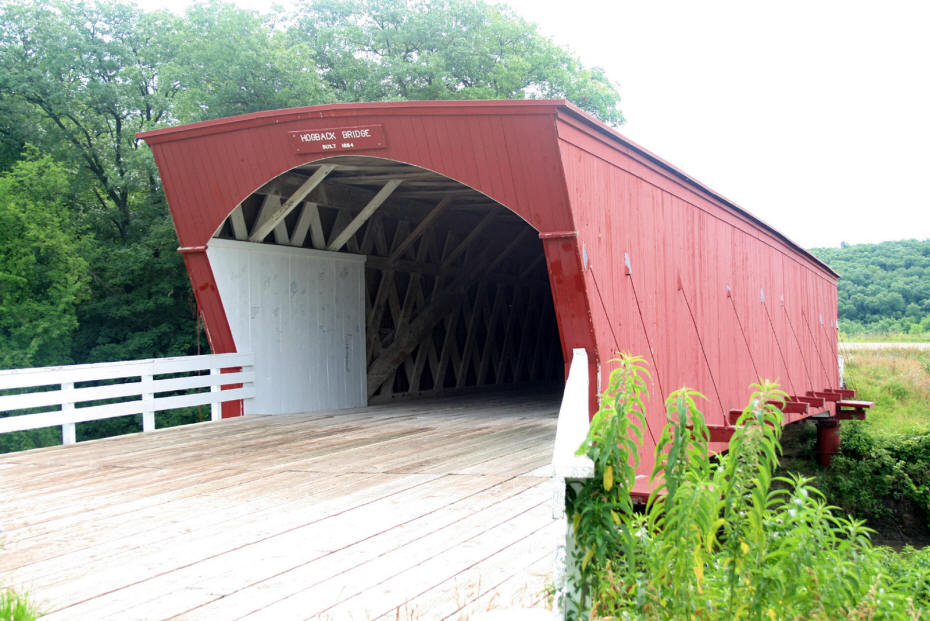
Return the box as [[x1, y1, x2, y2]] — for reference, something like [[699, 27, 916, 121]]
[[0, 390, 560, 620]]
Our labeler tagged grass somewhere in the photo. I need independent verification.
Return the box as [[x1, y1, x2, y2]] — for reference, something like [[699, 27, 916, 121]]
[[841, 348, 930, 437], [840, 332, 930, 343], [0, 589, 38, 621]]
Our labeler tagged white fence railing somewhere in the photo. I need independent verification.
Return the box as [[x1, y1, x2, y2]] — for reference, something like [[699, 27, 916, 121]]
[[0, 353, 255, 444]]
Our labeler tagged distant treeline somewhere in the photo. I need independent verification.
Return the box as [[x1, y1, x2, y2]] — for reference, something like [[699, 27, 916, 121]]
[[811, 239, 930, 338]]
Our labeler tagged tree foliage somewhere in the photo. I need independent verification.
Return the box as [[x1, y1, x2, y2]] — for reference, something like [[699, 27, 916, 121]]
[[811, 239, 930, 337], [0, 151, 89, 368], [291, 0, 623, 123]]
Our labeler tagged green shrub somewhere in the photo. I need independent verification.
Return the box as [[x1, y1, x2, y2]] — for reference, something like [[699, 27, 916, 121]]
[[821, 422, 930, 528], [565, 355, 930, 620]]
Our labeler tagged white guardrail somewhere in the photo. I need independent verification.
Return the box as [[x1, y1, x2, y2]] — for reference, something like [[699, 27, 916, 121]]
[[551, 347, 594, 619], [0, 353, 255, 444], [552, 347, 595, 515]]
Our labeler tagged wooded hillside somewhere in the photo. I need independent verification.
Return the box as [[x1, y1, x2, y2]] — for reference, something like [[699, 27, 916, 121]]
[[810, 239, 930, 338]]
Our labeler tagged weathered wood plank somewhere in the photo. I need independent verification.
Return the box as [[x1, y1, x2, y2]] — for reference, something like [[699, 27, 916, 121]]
[[1, 392, 559, 620]]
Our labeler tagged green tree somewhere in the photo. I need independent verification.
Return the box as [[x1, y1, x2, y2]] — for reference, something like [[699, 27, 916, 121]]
[[290, 0, 624, 124], [0, 152, 89, 368], [0, 0, 199, 365], [163, 0, 329, 122]]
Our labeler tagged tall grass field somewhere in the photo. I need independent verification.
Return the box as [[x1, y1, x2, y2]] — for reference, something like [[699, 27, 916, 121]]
[[841, 347, 930, 436]]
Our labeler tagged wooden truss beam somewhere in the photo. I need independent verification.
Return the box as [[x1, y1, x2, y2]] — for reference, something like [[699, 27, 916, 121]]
[[249, 164, 336, 242], [366, 228, 531, 396], [327, 178, 403, 252], [389, 195, 452, 262], [252, 194, 290, 244], [229, 205, 248, 240], [442, 210, 498, 268]]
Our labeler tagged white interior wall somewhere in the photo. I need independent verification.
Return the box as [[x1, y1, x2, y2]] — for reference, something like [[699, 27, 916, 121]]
[[207, 238, 367, 414]]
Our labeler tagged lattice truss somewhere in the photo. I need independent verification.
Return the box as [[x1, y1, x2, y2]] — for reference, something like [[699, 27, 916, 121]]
[[215, 157, 563, 401]]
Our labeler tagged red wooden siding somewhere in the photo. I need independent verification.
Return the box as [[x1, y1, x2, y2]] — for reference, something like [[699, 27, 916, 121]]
[[139, 100, 840, 492], [554, 109, 838, 484]]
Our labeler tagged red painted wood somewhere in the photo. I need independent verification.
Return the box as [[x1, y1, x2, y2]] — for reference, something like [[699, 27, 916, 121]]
[[139, 100, 840, 482], [793, 395, 826, 409], [551, 106, 839, 481], [816, 419, 842, 466]]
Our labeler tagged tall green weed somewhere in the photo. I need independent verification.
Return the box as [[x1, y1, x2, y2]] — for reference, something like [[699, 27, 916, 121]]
[[565, 355, 930, 620], [0, 589, 37, 621]]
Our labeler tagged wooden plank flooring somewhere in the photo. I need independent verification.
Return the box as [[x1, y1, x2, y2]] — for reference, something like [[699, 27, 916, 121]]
[[0, 390, 560, 620]]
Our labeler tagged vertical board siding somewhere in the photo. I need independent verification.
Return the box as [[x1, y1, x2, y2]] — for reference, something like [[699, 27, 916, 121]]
[[207, 239, 366, 414], [555, 114, 839, 486]]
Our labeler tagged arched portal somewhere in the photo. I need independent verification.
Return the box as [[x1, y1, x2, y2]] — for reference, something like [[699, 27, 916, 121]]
[[207, 156, 564, 413]]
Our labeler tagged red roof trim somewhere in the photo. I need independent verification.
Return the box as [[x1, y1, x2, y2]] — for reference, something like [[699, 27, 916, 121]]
[[136, 99, 565, 144]]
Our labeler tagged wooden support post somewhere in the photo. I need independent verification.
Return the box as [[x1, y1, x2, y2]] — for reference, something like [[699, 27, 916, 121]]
[[456, 284, 486, 388], [249, 164, 336, 242], [328, 179, 403, 252], [496, 284, 524, 383], [61, 382, 76, 445], [141, 374, 155, 432]]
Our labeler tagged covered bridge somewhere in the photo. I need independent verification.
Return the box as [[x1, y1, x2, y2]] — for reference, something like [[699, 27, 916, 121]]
[[138, 100, 843, 491]]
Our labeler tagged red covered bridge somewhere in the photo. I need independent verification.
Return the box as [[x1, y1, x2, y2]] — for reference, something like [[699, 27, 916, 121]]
[[138, 100, 851, 492]]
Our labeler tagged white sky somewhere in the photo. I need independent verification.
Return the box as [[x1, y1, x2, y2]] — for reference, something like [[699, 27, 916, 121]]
[[151, 0, 930, 249], [502, 0, 930, 249]]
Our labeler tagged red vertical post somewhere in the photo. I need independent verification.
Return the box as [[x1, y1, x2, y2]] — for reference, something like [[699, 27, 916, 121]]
[[180, 247, 243, 418], [539, 231, 600, 417]]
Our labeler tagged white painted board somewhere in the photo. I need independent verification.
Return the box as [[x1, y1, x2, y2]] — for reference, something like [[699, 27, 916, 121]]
[[207, 238, 367, 414]]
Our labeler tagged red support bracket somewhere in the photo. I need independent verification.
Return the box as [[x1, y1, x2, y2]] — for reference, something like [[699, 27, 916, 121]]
[[767, 399, 809, 415], [809, 389, 855, 402], [792, 394, 825, 409], [836, 399, 872, 421], [707, 425, 736, 443]]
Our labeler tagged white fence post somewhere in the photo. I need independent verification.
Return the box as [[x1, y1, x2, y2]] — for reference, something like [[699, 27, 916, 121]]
[[61, 382, 76, 445], [210, 367, 222, 422], [141, 373, 155, 432], [551, 348, 595, 620]]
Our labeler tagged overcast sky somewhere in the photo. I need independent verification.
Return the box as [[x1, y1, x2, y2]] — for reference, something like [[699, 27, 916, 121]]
[[151, 0, 930, 249], [501, 0, 930, 249]]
